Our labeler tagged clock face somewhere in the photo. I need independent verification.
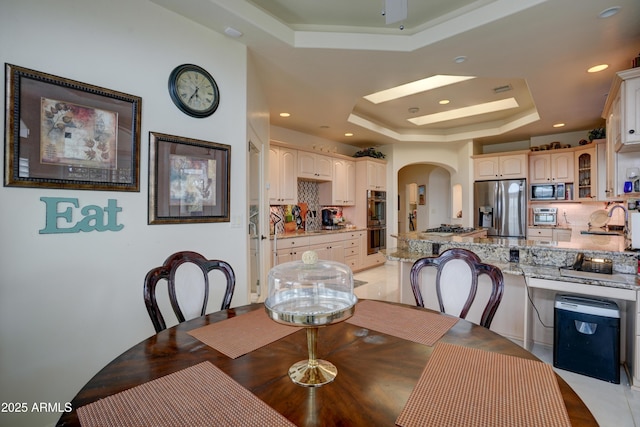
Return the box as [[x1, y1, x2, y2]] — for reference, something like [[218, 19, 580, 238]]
[[168, 64, 219, 118]]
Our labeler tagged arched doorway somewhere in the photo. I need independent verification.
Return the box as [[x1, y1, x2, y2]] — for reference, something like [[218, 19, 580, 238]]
[[398, 164, 458, 232]]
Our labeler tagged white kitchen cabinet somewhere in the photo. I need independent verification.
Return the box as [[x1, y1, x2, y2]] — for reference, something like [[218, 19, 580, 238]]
[[319, 158, 355, 205], [574, 146, 597, 200], [552, 228, 572, 242], [269, 145, 297, 205], [343, 231, 362, 271], [309, 241, 344, 264], [527, 227, 552, 241], [272, 231, 368, 269], [528, 151, 574, 184], [357, 159, 386, 191], [273, 236, 309, 264], [603, 68, 640, 153], [473, 153, 527, 180], [604, 92, 621, 199], [527, 226, 571, 242], [297, 151, 333, 181]]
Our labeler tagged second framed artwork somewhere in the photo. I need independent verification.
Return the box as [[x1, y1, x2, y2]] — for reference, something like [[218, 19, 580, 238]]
[[149, 132, 230, 224]]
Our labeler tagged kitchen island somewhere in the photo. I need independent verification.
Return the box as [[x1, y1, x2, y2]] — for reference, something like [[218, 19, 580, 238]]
[[386, 231, 640, 390]]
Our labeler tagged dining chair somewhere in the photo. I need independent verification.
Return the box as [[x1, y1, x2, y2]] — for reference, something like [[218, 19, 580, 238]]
[[144, 251, 236, 333], [409, 248, 504, 328]]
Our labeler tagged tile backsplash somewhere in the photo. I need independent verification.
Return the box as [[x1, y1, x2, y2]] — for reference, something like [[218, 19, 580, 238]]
[[270, 181, 346, 234], [540, 201, 627, 228]]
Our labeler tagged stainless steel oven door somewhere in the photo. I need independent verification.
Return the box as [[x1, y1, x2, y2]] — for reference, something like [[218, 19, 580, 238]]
[[367, 227, 386, 254], [367, 191, 386, 227]]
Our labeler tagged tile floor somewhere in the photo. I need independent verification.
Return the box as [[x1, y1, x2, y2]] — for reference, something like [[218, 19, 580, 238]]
[[353, 260, 640, 427]]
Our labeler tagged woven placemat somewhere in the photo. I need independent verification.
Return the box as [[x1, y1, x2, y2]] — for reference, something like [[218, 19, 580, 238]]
[[77, 362, 295, 427], [346, 300, 458, 346], [396, 342, 571, 427], [187, 307, 300, 358]]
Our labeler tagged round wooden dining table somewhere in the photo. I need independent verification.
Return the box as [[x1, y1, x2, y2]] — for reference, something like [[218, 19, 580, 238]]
[[57, 301, 597, 426]]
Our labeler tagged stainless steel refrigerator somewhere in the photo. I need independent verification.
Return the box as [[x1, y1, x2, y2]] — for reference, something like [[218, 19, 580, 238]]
[[474, 179, 526, 238]]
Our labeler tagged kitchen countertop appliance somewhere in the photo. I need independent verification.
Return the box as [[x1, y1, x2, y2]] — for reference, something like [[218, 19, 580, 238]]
[[533, 207, 557, 226], [474, 179, 526, 238]]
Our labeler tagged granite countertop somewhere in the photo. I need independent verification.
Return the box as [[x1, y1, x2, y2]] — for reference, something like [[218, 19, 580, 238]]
[[387, 231, 640, 291], [271, 227, 366, 240], [385, 247, 639, 290]]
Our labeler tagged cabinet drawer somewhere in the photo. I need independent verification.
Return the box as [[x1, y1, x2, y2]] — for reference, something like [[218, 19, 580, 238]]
[[344, 238, 359, 248], [345, 247, 359, 257], [308, 233, 338, 245], [527, 228, 552, 238], [344, 231, 363, 240], [345, 256, 358, 269], [275, 236, 309, 250]]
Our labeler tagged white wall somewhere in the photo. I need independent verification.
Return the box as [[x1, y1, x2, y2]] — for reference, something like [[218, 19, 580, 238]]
[[0, 1, 250, 426]]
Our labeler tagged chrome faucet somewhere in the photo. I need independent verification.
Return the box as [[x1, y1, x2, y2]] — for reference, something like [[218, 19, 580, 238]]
[[607, 204, 628, 237]]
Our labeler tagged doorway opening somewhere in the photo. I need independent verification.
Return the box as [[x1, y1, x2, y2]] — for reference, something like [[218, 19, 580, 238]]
[[398, 164, 454, 232]]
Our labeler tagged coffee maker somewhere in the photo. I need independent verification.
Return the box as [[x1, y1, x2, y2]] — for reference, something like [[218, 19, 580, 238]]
[[321, 208, 336, 227]]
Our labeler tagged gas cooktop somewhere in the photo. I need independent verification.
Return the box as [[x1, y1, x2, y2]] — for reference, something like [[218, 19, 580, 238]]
[[425, 225, 476, 234]]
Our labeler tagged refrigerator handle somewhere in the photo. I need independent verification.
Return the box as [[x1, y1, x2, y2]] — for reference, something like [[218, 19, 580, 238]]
[[494, 183, 501, 232]]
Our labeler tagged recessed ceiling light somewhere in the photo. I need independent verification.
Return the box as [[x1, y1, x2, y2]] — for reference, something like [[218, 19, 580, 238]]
[[454, 56, 467, 64], [319, 125, 330, 129], [408, 107, 420, 113], [598, 6, 621, 19], [344, 132, 354, 137], [587, 64, 608, 73], [279, 112, 291, 117], [439, 100, 450, 105], [408, 98, 519, 126], [553, 123, 565, 128], [364, 75, 476, 104]]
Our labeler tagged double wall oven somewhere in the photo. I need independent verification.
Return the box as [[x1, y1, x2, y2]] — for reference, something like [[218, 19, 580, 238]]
[[367, 190, 386, 254]]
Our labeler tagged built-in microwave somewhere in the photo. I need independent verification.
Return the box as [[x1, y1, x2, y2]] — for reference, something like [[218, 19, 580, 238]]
[[530, 183, 566, 200]]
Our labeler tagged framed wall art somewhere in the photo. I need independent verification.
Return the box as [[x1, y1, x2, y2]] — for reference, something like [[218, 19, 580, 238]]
[[418, 185, 426, 205], [148, 132, 230, 224], [4, 64, 142, 191]]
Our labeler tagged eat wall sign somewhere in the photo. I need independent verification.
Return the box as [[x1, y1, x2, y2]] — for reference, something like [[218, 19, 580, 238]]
[[40, 197, 124, 234]]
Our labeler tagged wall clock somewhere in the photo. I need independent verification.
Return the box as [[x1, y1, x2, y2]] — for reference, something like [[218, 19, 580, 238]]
[[168, 64, 219, 118]]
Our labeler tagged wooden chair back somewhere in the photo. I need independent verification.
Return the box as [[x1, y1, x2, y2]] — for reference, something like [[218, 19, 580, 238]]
[[144, 251, 235, 332], [409, 248, 504, 328]]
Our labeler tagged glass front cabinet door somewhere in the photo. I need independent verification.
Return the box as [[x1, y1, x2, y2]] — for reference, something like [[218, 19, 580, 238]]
[[574, 147, 597, 200]]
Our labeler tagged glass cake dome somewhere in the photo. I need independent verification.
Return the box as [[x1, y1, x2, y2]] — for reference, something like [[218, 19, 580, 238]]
[[265, 250, 357, 386], [265, 250, 357, 326]]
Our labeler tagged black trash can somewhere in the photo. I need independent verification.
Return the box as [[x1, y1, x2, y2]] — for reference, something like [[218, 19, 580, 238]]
[[553, 294, 620, 384]]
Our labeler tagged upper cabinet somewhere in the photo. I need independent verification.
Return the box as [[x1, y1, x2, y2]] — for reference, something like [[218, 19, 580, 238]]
[[603, 68, 640, 153], [358, 159, 387, 191], [269, 145, 297, 205], [529, 151, 574, 184], [574, 146, 597, 200], [473, 153, 527, 180], [297, 151, 333, 181], [319, 158, 356, 206]]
